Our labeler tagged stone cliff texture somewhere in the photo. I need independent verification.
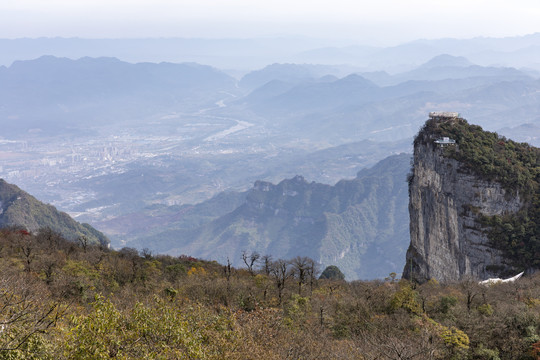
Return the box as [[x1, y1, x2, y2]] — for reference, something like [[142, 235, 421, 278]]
[[140, 154, 411, 280], [403, 117, 524, 282], [191, 154, 411, 280]]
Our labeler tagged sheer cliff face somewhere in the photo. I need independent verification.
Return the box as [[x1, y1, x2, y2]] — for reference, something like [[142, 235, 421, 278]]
[[147, 154, 411, 280], [403, 123, 522, 282]]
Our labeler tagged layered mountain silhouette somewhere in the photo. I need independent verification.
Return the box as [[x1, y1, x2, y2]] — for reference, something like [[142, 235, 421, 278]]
[[0, 56, 238, 136], [132, 153, 411, 280]]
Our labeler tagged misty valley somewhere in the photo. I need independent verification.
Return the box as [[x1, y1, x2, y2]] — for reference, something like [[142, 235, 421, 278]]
[[2, 31, 540, 359], [1, 36, 540, 280]]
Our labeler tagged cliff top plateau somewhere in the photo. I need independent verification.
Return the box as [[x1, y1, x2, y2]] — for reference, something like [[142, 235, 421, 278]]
[[404, 115, 540, 282]]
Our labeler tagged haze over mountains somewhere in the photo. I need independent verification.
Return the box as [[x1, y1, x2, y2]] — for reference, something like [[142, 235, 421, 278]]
[[1, 34, 540, 278], [2, 34, 540, 71], [131, 154, 410, 280], [0, 56, 237, 136]]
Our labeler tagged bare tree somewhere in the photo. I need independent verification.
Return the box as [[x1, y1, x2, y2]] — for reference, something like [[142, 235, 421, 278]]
[[242, 250, 260, 276], [306, 258, 320, 295], [36, 227, 63, 252], [224, 257, 233, 300], [141, 247, 153, 259], [270, 259, 292, 305], [78, 235, 89, 253], [0, 275, 64, 352], [460, 277, 480, 313], [17, 232, 35, 273], [291, 256, 311, 295], [259, 255, 273, 276], [354, 312, 440, 360], [118, 247, 142, 283]]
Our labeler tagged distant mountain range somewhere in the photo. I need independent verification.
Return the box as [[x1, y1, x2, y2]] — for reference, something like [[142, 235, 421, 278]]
[[225, 57, 539, 144], [294, 33, 540, 71], [0, 56, 238, 136], [130, 153, 411, 280], [1, 43, 539, 280], [0, 179, 109, 245], [1, 54, 538, 143], [3, 34, 540, 71], [238, 63, 346, 90]]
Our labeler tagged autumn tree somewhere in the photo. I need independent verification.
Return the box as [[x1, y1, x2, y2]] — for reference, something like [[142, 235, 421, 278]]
[[259, 254, 273, 276], [270, 259, 292, 305], [0, 274, 62, 356], [290, 256, 318, 295], [241, 250, 260, 276]]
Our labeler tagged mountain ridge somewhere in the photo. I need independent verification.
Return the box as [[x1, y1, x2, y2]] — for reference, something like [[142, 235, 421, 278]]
[[131, 153, 411, 280], [0, 55, 238, 136], [0, 178, 109, 245]]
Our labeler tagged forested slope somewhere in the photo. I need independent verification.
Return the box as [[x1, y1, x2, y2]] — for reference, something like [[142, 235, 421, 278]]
[[1, 229, 540, 359]]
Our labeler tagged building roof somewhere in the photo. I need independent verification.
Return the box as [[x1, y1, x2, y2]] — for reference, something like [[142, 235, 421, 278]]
[[429, 111, 460, 119], [434, 137, 456, 145]]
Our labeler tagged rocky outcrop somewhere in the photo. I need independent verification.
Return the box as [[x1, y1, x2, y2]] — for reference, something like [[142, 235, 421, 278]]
[[403, 117, 523, 282], [136, 154, 412, 280]]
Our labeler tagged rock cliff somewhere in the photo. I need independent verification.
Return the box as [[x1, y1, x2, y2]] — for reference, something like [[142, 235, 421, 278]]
[[404, 115, 539, 282], [135, 154, 412, 280]]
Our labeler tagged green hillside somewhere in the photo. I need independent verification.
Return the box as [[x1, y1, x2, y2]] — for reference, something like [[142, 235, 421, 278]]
[[0, 179, 109, 245]]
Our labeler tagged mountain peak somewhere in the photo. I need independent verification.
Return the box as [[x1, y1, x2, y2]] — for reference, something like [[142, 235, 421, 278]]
[[419, 54, 473, 69], [336, 73, 376, 86]]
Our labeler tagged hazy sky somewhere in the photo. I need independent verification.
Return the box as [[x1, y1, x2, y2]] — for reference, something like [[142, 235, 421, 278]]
[[1, 0, 539, 44]]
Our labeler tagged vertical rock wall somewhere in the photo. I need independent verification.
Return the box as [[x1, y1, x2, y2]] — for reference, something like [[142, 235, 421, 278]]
[[403, 120, 522, 282]]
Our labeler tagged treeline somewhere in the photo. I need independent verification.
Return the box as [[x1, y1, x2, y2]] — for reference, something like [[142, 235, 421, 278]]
[[1, 227, 540, 359]]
